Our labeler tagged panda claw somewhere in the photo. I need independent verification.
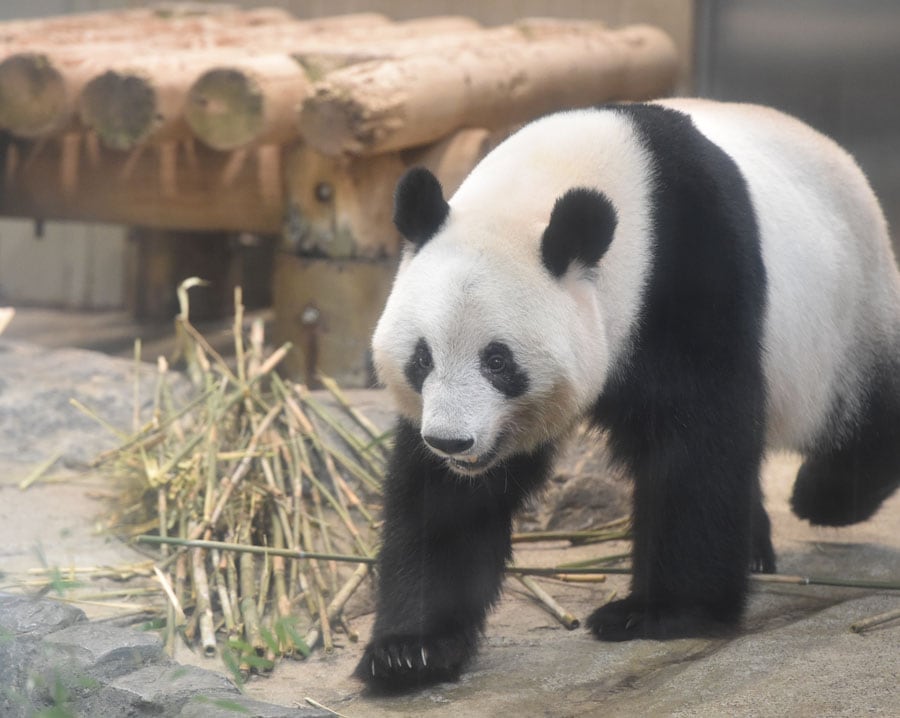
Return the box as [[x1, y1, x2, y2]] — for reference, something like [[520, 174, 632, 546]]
[[370, 659, 376, 677], [421, 646, 428, 667]]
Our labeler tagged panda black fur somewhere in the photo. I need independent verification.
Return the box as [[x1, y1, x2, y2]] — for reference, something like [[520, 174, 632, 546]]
[[357, 99, 900, 691]]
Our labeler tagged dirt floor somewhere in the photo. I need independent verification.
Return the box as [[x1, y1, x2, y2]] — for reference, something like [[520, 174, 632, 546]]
[[1, 331, 898, 717]]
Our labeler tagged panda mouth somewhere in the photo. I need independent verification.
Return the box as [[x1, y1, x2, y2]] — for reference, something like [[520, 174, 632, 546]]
[[448, 454, 493, 473]]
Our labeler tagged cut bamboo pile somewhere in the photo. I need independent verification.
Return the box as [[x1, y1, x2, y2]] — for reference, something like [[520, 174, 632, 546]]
[[84, 282, 387, 673], [0, 4, 679, 241]]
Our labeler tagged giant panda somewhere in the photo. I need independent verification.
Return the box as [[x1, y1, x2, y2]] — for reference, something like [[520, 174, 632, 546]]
[[356, 98, 900, 691]]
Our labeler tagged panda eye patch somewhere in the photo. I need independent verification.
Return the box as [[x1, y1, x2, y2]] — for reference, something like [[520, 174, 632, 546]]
[[480, 341, 529, 398], [404, 338, 433, 394]]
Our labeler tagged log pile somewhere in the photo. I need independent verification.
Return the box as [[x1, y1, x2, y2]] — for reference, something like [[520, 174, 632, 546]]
[[0, 3, 679, 251]]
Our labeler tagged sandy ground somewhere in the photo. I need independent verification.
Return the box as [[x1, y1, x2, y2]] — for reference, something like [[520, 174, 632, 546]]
[[1, 339, 898, 717]]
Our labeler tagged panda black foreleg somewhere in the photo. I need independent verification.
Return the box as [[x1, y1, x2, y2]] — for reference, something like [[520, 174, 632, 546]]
[[355, 418, 554, 691], [587, 416, 763, 641]]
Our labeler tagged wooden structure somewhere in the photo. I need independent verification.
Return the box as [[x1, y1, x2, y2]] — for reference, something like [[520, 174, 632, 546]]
[[0, 4, 679, 384]]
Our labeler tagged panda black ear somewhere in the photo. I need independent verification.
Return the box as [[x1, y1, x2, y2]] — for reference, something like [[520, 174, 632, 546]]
[[393, 166, 449, 249], [540, 188, 617, 278]]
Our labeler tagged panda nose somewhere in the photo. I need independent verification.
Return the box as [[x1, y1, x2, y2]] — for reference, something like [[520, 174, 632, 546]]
[[422, 435, 475, 456]]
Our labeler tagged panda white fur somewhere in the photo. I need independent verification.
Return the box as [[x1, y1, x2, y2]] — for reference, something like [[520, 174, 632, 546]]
[[357, 99, 900, 691]]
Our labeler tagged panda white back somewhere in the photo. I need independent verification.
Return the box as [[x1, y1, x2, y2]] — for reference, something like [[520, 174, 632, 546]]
[[657, 99, 900, 450]]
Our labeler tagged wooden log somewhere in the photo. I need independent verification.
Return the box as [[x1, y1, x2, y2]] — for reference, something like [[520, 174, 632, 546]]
[[0, 6, 297, 51], [78, 63, 187, 150], [181, 17, 484, 150], [1, 14, 474, 146], [0, 52, 97, 138], [77, 50, 245, 150], [0, 12, 390, 59], [0, 134, 284, 232], [185, 56, 311, 151], [298, 22, 680, 156]]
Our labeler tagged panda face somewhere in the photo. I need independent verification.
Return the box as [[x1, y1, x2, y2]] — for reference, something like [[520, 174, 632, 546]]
[[372, 238, 589, 475], [373, 111, 656, 476], [373, 187, 619, 475]]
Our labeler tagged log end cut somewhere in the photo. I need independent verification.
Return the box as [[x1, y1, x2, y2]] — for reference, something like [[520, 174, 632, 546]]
[[79, 69, 159, 150], [0, 53, 68, 138], [186, 67, 266, 151]]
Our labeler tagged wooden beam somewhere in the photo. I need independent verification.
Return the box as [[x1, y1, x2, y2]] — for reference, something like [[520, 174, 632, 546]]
[[1, 134, 284, 233]]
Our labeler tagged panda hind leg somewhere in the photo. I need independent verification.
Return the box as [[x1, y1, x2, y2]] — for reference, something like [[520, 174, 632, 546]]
[[791, 374, 900, 527], [751, 496, 776, 574]]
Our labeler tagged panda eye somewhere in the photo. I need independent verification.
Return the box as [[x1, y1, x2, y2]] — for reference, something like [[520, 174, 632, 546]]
[[404, 338, 434, 394], [417, 351, 433, 370], [480, 341, 529, 398], [486, 354, 507, 374]]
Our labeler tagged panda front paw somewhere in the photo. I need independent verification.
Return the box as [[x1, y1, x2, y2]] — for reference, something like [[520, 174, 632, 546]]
[[353, 631, 474, 692], [586, 597, 735, 641]]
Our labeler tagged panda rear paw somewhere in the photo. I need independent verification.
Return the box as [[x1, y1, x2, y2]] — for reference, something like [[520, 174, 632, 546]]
[[586, 597, 735, 641], [353, 631, 474, 692]]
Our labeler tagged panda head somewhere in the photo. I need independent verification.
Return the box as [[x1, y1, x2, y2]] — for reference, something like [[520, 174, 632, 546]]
[[372, 166, 617, 476]]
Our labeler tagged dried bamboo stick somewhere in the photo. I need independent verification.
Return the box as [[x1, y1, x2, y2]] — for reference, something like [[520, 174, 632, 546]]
[[317, 374, 389, 462], [303, 562, 371, 652], [192, 401, 281, 539], [153, 565, 186, 626], [271, 519, 292, 624], [515, 574, 580, 629], [211, 549, 237, 638], [137, 535, 375, 564], [191, 548, 217, 657], [850, 606, 900, 633], [239, 547, 264, 656], [511, 527, 631, 544]]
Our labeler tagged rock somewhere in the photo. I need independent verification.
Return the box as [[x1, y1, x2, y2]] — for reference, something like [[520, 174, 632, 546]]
[[41, 622, 165, 680], [0, 340, 185, 467], [0, 592, 86, 637]]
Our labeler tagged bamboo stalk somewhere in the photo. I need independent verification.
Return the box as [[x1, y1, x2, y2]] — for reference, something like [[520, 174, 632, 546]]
[[226, 550, 241, 633], [508, 565, 900, 592], [18, 450, 63, 490], [192, 401, 282, 539], [557, 553, 631, 570], [511, 527, 631, 544], [256, 543, 272, 620], [301, 389, 386, 480], [303, 562, 370, 652], [191, 548, 217, 657], [271, 517, 292, 625], [318, 374, 389, 461], [749, 574, 900, 591], [850, 606, 900, 633], [239, 546, 264, 656], [153, 565, 186, 625], [137, 535, 375, 564], [211, 549, 237, 639], [516, 574, 580, 629]]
